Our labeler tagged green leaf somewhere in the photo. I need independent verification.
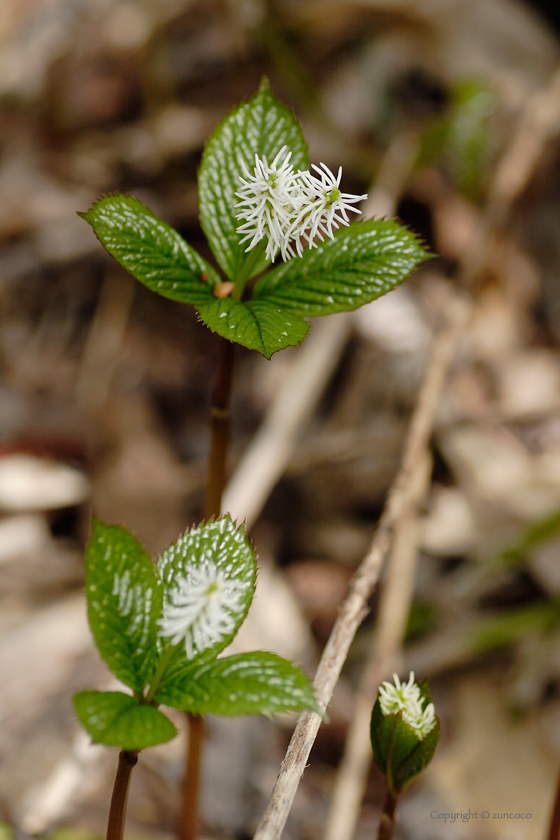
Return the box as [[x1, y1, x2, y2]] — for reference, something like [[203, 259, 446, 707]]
[[156, 516, 257, 687], [501, 508, 560, 567], [470, 601, 560, 655], [155, 651, 320, 716], [197, 298, 309, 358], [74, 691, 176, 750], [252, 220, 430, 316], [418, 79, 497, 201], [86, 518, 162, 692], [80, 194, 218, 305], [198, 77, 309, 283], [370, 696, 391, 776], [390, 713, 439, 796]]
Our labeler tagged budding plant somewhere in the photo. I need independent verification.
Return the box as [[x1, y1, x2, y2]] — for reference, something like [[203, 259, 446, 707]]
[[76, 77, 429, 840], [370, 673, 440, 840], [74, 515, 319, 840]]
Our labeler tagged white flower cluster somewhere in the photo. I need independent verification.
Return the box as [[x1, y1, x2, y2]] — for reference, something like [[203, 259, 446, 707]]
[[234, 146, 367, 262], [158, 560, 246, 659], [378, 672, 436, 740]]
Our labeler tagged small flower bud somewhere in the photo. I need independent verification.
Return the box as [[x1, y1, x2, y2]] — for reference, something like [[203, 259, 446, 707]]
[[370, 672, 440, 797]]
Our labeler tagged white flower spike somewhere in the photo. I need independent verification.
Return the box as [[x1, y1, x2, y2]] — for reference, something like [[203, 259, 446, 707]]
[[235, 146, 303, 262], [234, 151, 367, 263], [292, 162, 368, 248], [378, 672, 436, 740], [158, 559, 246, 659]]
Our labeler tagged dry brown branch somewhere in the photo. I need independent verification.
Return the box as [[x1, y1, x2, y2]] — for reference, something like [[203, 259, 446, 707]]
[[461, 63, 560, 287], [21, 732, 105, 834], [489, 64, 560, 217], [75, 271, 135, 410], [323, 452, 431, 840], [316, 68, 560, 840], [253, 291, 470, 840]]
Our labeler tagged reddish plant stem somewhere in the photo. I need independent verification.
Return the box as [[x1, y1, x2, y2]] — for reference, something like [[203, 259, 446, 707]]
[[204, 338, 236, 521], [179, 337, 236, 840], [107, 750, 139, 840], [179, 714, 205, 840], [548, 764, 560, 840], [376, 790, 397, 840]]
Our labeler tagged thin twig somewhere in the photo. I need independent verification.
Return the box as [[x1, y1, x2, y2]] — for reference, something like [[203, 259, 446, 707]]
[[253, 293, 470, 840], [75, 271, 135, 411], [489, 65, 560, 219], [460, 64, 560, 287], [323, 451, 431, 840]]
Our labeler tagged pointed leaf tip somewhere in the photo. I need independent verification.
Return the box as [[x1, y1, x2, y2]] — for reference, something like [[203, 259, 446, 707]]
[[155, 651, 320, 716], [198, 82, 309, 283], [80, 193, 219, 306], [197, 298, 309, 358], [85, 518, 162, 692], [252, 219, 430, 317]]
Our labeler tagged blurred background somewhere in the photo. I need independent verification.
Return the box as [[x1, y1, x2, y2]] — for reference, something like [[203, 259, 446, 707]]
[[2, 0, 560, 838]]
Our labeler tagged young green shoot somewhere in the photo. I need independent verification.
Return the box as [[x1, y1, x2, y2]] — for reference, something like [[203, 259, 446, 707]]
[[74, 516, 319, 840], [370, 672, 440, 840]]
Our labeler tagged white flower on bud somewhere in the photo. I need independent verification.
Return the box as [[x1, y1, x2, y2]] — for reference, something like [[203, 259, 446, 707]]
[[158, 560, 246, 659], [235, 146, 303, 262], [290, 163, 367, 248], [234, 152, 367, 263], [378, 672, 436, 740]]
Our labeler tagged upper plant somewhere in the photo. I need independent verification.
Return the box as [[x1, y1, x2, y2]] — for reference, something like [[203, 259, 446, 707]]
[[80, 78, 429, 359], [74, 515, 319, 751]]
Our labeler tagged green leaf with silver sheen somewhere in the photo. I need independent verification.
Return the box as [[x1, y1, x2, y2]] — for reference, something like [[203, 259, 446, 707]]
[[197, 298, 309, 358], [156, 516, 257, 688], [85, 518, 162, 692], [252, 219, 430, 316], [155, 651, 320, 716], [80, 194, 218, 305]]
